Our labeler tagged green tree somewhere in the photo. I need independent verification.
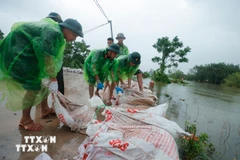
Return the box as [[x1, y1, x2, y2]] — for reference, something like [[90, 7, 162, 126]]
[[168, 69, 185, 79], [143, 71, 150, 78], [186, 63, 240, 84], [223, 72, 240, 88], [63, 40, 90, 68], [185, 68, 196, 81], [152, 36, 191, 75], [0, 29, 4, 40], [152, 68, 171, 83]]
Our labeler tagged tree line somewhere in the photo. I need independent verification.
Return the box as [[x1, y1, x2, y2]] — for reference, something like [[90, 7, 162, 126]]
[[165, 63, 240, 88], [185, 63, 240, 84]]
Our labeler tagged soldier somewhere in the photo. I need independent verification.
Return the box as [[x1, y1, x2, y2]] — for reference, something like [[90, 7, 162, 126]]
[[84, 44, 120, 98], [0, 18, 83, 131]]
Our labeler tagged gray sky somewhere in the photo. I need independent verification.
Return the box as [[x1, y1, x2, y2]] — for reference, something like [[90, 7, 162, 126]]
[[0, 0, 239, 73]]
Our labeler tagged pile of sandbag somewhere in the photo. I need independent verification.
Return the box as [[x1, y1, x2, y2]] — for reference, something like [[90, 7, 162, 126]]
[[73, 102, 190, 160], [49, 81, 190, 159], [63, 67, 83, 74], [99, 81, 157, 109]]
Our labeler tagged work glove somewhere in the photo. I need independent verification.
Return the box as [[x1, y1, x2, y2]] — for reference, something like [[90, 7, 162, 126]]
[[116, 86, 124, 94], [49, 81, 58, 93], [97, 80, 104, 90]]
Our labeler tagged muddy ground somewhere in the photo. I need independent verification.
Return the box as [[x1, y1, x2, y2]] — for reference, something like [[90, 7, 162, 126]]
[[0, 72, 90, 160]]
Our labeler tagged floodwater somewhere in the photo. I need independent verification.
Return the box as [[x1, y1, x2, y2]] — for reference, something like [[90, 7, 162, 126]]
[[146, 79, 240, 160]]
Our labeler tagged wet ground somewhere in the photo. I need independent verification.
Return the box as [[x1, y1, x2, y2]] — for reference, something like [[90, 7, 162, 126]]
[[0, 72, 89, 160]]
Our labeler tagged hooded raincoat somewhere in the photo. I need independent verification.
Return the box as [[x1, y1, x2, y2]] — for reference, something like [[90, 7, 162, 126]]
[[0, 18, 66, 111]]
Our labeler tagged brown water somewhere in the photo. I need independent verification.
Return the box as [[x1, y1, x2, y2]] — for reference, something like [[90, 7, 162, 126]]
[[147, 79, 240, 160]]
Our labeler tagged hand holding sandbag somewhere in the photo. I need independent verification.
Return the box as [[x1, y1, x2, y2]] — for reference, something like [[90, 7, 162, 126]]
[[116, 86, 124, 94], [97, 80, 104, 90], [49, 81, 58, 93]]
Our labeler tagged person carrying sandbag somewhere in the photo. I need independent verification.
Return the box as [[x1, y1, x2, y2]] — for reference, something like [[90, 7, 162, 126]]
[[107, 52, 143, 105], [83, 44, 120, 98], [0, 17, 83, 131]]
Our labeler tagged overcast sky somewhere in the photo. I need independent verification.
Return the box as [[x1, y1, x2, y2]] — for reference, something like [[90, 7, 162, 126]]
[[0, 0, 239, 73]]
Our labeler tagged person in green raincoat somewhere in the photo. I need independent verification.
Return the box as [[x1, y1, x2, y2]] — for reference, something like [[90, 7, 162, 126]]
[[107, 52, 143, 105], [46, 12, 65, 95], [0, 18, 83, 131], [84, 44, 120, 98], [104, 37, 114, 92], [116, 33, 129, 56], [115, 32, 144, 94]]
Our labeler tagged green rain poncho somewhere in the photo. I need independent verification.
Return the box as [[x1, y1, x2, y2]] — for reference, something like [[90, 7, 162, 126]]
[[84, 49, 115, 85], [118, 43, 129, 56], [0, 18, 66, 111], [111, 55, 139, 82]]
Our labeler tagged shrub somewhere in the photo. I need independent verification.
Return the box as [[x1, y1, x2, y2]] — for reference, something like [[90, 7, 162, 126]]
[[152, 69, 170, 83], [177, 121, 215, 160], [223, 72, 240, 88]]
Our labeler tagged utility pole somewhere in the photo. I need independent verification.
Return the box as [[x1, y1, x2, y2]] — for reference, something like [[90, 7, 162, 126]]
[[109, 20, 113, 39]]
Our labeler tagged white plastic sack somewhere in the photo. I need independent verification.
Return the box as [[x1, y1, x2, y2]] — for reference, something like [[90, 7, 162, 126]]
[[114, 104, 151, 110], [102, 102, 190, 139], [34, 153, 52, 160], [52, 94, 75, 128], [76, 123, 179, 160], [49, 93, 95, 131], [117, 92, 156, 106], [99, 81, 157, 106], [73, 138, 124, 160], [88, 96, 105, 109], [70, 105, 95, 130]]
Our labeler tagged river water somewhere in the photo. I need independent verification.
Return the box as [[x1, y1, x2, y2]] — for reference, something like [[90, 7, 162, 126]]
[[143, 79, 240, 160]]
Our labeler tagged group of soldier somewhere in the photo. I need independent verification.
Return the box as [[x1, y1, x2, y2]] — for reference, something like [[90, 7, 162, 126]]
[[0, 12, 143, 131]]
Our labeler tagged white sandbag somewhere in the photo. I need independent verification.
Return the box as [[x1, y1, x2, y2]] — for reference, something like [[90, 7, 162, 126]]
[[86, 121, 105, 138], [76, 123, 179, 160], [73, 137, 123, 160], [34, 153, 52, 160], [47, 93, 53, 108], [114, 103, 150, 110], [117, 92, 156, 106], [49, 93, 95, 131], [52, 94, 75, 128], [143, 102, 168, 117], [88, 96, 105, 109], [102, 103, 190, 139], [99, 81, 157, 107], [70, 105, 95, 130]]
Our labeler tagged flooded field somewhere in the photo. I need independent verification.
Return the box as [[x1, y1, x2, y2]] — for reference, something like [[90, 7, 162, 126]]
[[147, 79, 240, 160]]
